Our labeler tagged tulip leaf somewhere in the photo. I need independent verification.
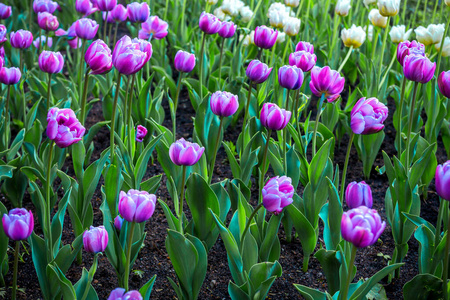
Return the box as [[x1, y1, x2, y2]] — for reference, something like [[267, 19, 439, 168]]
[[294, 284, 329, 300], [140, 274, 157, 300], [134, 133, 163, 188]]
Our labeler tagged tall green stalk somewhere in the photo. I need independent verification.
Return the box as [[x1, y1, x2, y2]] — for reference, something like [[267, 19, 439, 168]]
[[110, 73, 122, 162], [443, 207, 450, 300], [198, 33, 206, 102], [178, 165, 187, 234], [218, 38, 225, 85], [46, 141, 55, 261], [259, 129, 272, 204], [47, 73, 52, 109], [209, 117, 224, 184], [123, 221, 136, 290], [172, 74, 183, 140], [79, 69, 91, 126], [337, 46, 353, 73], [339, 244, 357, 300], [239, 203, 263, 252], [340, 133, 355, 201], [405, 82, 419, 169], [378, 17, 390, 86], [397, 77, 407, 155], [244, 81, 253, 126], [78, 39, 87, 104], [11, 241, 20, 300], [312, 94, 325, 156]]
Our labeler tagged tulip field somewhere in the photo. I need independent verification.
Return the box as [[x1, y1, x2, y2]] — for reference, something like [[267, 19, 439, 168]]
[[1, 0, 450, 299]]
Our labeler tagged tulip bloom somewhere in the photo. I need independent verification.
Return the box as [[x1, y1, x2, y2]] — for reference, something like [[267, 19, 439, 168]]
[[254, 25, 278, 49], [389, 25, 412, 43], [368, 9, 387, 28], [139, 16, 169, 40], [210, 91, 239, 117], [110, 4, 127, 22], [335, 0, 351, 17], [0, 67, 21, 85], [114, 216, 124, 230], [174, 50, 196, 73], [438, 71, 450, 98], [377, 0, 400, 17], [33, 0, 59, 13], [0, 3, 11, 19], [112, 36, 148, 75], [350, 97, 388, 135], [33, 36, 53, 49], [310, 66, 345, 102], [85, 39, 113, 74], [246, 60, 272, 84], [262, 176, 294, 214], [295, 41, 314, 54], [95, 0, 117, 11], [341, 24, 366, 48], [10, 30, 34, 49], [396, 40, 425, 66], [2, 208, 34, 241], [76, 0, 98, 16], [436, 161, 450, 201], [83, 226, 108, 253], [37, 12, 59, 31], [218, 21, 237, 38], [289, 51, 317, 72], [341, 206, 386, 248], [0, 24, 6, 44], [403, 54, 436, 84], [283, 16, 301, 37], [135, 125, 147, 142], [108, 288, 143, 300], [169, 138, 205, 166], [39, 51, 64, 73], [285, 0, 300, 7], [260, 103, 291, 131], [131, 38, 152, 63], [46, 107, 86, 148], [414, 24, 445, 46], [278, 65, 304, 90], [199, 11, 221, 35], [75, 18, 99, 40], [118, 189, 156, 223], [127, 2, 150, 23], [345, 181, 373, 209]]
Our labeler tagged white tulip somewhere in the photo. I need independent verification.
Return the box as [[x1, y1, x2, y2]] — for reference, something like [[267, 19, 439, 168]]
[[369, 9, 388, 28], [341, 24, 366, 48], [377, 0, 401, 17], [239, 6, 253, 22], [283, 17, 301, 37], [335, 0, 351, 17], [268, 9, 288, 29], [364, 0, 377, 6], [268, 3, 291, 16], [221, 0, 244, 17], [277, 31, 286, 43], [415, 24, 445, 46], [242, 31, 255, 47], [389, 25, 412, 43], [285, 0, 300, 8], [214, 7, 231, 21], [435, 37, 450, 57]]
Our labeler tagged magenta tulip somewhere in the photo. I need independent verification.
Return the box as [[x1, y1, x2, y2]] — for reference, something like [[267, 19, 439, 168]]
[[85, 39, 113, 74], [289, 50, 317, 72], [341, 206, 385, 248], [245, 59, 272, 84], [403, 54, 436, 83], [218, 21, 237, 38], [436, 161, 450, 201], [260, 103, 291, 131], [75, 18, 99, 40], [0, 25, 6, 44], [169, 138, 205, 166], [83, 226, 108, 253], [174, 50, 196, 73], [33, 36, 53, 49], [114, 215, 123, 230], [112, 36, 148, 75], [262, 176, 294, 214], [127, 2, 150, 23], [396, 40, 425, 66], [295, 41, 314, 54], [199, 12, 221, 35], [135, 125, 147, 142], [118, 189, 156, 223], [310, 66, 345, 102], [68, 38, 82, 49], [438, 71, 450, 98], [210, 91, 239, 117], [139, 15, 169, 40], [350, 97, 388, 135], [10, 30, 33, 49], [33, 0, 59, 13], [108, 288, 143, 300], [95, 0, 116, 11], [0, 3, 11, 19], [76, 0, 98, 16], [254, 25, 278, 49], [37, 12, 59, 31], [131, 38, 152, 62], [345, 181, 373, 209], [0, 67, 21, 85], [110, 4, 127, 22], [278, 65, 304, 90], [39, 51, 64, 73], [102, 11, 115, 23], [2, 208, 34, 241], [46, 107, 86, 148]]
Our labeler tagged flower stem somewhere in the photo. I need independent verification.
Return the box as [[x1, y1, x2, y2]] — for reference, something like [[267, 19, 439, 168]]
[[259, 129, 272, 204], [283, 89, 291, 174], [113, 23, 119, 47], [431, 0, 439, 23], [46, 141, 55, 261], [110, 73, 122, 162], [312, 94, 325, 157], [5, 85, 10, 145], [405, 82, 419, 169], [47, 73, 52, 109], [436, 7, 450, 78], [103, 12, 109, 41], [199, 32, 206, 102], [20, 51, 26, 124], [371, 29, 380, 62], [80, 253, 98, 300], [329, 15, 341, 57], [244, 81, 253, 126], [337, 45, 353, 73], [239, 202, 264, 252], [443, 206, 450, 300], [123, 221, 136, 291], [11, 241, 20, 300], [340, 243, 357, 300], [80, 69, 91, 126], [172, 74, 183, 140], [281, 36, 291, 64], [218, 38, 225, 85], [78, 39, 87, 104], [127, 74, 136, 153], [340, 132, 355, 202], [378, 51, 397, 90], [435, 198, 448, 250], [397, 77, 407, 155], [209, 117, 224, 184], [179, 165, 187, 234], [378, 17, 390, 86]]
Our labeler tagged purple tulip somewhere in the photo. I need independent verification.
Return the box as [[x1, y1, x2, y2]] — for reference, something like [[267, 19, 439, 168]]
[[0, 67, 21, 85], [46, 107, 86, 148], [169, 138, 205, 166], [289, 50, 317, 72], [95, 0, 116, 11], [341, 206, 386, 248], [135, 125, 147, 142], [436, 161, 450, 201], [68, 37, 82, 49], [0, 57, 3, 70], [112, 35, 148, 75], [139, 15, 169, 40], [114, 215, 123, 230], [438, 71, 450, 98], [39, 51, 64, 73], [345, 181, 373, 209], [2, 208, 34, 241], [246, 60, 272, 84], [33, 0, 59, 13], [118, 189, 156, 223], [37, 12, 59, 31], [55, 22, 77, 38], [310, 66, 345, 102], [199, 11, 221, 35], [108, 288, 143, 300], [10, 30, 34, 49], [260, 103, 291, 131], [110, 4, 127, 22], [76, 0, 98, 16], [210, 91, 239, 117], [278, 65, 304, 90], [0, 25, 6, 44], [75, 18, 99, 40], [254, 25, 278, 49], [85, 39, 113, 74], [350, 97, 388, 135], [0, 3, 11, 19], [131, 38, 152, 63], [403, 54, 436, 84], [102, 11, 115, 23], [174, 50, 196, 73], [218, 21, 237, 38], [83, 225, 108, 253], [33, 36, 53, 49], [127, 2, 150, 23], [262, 176, 294, 214], [396, 40, 425, 66], [295, 41, 314, 54]]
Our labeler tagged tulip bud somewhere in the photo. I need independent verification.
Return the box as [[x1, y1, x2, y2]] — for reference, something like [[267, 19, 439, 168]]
[[260, 103, 291, 131], [2, 208, 34, 241], [206, 0, 218, 4], [112, 36, 148, 75], [213, 7, 229, 22], [76, 0, 98, 16], [0, 3, 11, 19], [75, 18, 99, 40], [436, 161, 450, 201], [37, 12, 59, 31], [309, 66, 345, 102], [0, 67, 21, 85], [396, 40, 425, 66], [131, 38, 152, 63], [389, 25, 412, 43], [414, 24, 445, 46], [278, 65, 304, 90], [110, 4, 127, 22], [438, 71, 450, 98], [33, 35, 53, 49], [39, 51, 64, 73], [174, 50, 196, 73], [268, 9, 288, 29], [295, 41, 314, 54], [139, 16, 169, 40], [85, 39, 113, 74], [341, 206, 385, 248], [210, 91, 239, 117], [283, 16, 301, 37], [242, 31, 255, 47], [136, 125, 147, 142], [245, 59, 272, 84], [341, 24, 366, 48], [220, 0, 243, 17], [108, 288, 143, 300], [118, 189, 156, 223], [285, 0, 300, 8], [289, 51, 317, 72], [83, 226, 108, 253], [377, 0, 400, 17], [239, 6, 253, 22], [368, 9, 387, 28], [199, 11, 221, 35], [262, 176, 294, 214], [335, 0, 351, 17], [33, 0, 59, 13], [435, 37, 450, 57], [46, 107, 86, 148], [114, 215, 123, 230], [218, 21, 236, 38], [10, 30, 34, 49], [254, 25, 278, 49], [403, 54, 436, 84], [350, 97, 388, 135], [102, 11, 115, 23], [345, 181, 373, 209], [96, 0, 117, 12], [127, 2, 150, 23], [169, 138, 205, 166]]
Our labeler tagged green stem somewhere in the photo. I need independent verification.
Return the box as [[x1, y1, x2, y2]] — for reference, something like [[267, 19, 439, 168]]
[[402, 0, 408, 23], [124, 76, 131, 128], [340, 244, 357, 300], [123, 222, 136, 290], [371, 29, 380, 62], [378, 47, 397, 90], [244, 81, 253, 126], [127, 74, 136, 153], [281, 36, 291, 64], [378, 17, 391, 84], [340, 133, 355, 202], [173, 74, 183, 140], [239, 203, 264, 252], [11, 241, 20, 300], [46, 141, 55, 261], [283, 89, 291, 174], [80, 254, 98, 300], [312, 94, 325, 157], [113, 23, 119, 47], [410, 0, 422, 29], [20, 51, 26, 124], [330, 15, 341, 58], [110, 73, 122, 162], [431, 0, 439, 23], [405, 82, 419, 169], [108, 23, 112, 45], [435, 199, 447, 250], [199, 32, 206, 102], [78, 39, 87, 104], [259, 129, 272, 204], [163, 0, 169, 20], [47, 73, 52, 109], [79, 69, 90, 126], [218, 38, 225, 84], [104, 12, 109, 41], [436, 9, 450, 78], [44, 31, 49, 51], [337, 46, 353, 73], [397, 77, 407, 155], [209, 117, 224, 184], [5, 85, 10, 145], [422, 0, 428, 24], [270, 42, 277, 66], [179, 165, 187, 234], [444, 207, 450, 300]]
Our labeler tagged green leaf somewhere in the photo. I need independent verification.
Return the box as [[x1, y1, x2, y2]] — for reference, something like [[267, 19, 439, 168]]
[[140, 275, 157, 300], [314, 249, 341, 295], [294, 284, 328, 300], [403, 274, 443, 300], [309, 139, 333, 191]]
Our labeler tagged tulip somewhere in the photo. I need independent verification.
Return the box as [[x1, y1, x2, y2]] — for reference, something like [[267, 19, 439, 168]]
[[46, 107, 85, 148], [85, 39, 113, 74], [174, 50, 196, 73], [289, 51, 317, 72], [131, 38, 152, 62], [102, 11, 115, 23], [377, 0, 400, 17], [169, 138, 205, 166], [55, 22, 77, 39], [2, 208, 34, 241], [221, 0, 244, 17], [33, 0, 59, 13], [114, 215, 123, 230], [0, 24, 6, 44], [278, 65, 304, 90], [110, 4, 127, 22], [127, 2, 150, 23], [285, 0, 300, 8], [254, 25, 278, 49], [403, 54, 436, 84], [95, 0, 117, 11], [368, 9, 387, 28], [112, 35, 148, 75], [436, 161, 450, 201], [262, 176, 294, 214], [268, 2, 291, 16], [108, 288, 143, 300], [435, 37, 450, 57], [335, 0, 351, 17], [218, 21, 236, 38], [310, 66, 345, 102], [37, 12, 59, 31], [118, 189, 156, 223], [350, 97, 388, 135], [135, 125, 147, 142], [276, 33, 286, 44], [10, 30, 34, 49], [260, 103, 291, 131], [210, 91, 239, 117], [39, 51, 64, 73], [0, 3, 11, 19], [239, 6, 253, 22], [341, 24, 366, 48], [246, 60, 272, 84], [199, 11, 221, 34], [396, 40, 425, 66], [268, 9, 287, 29], [33, 36, 53, 49], [75, 18, 99, 40], [414, 24, 445, 46], [341, 206, 386, 248], [345, 181, 373, 209], [139, 16, 169, 40], [0, 67, 21, 85], [438, 71, 450, 98], [389, 25, 412, 43], [295, 41, 314, 53], [283, 16, 301, 37], [76, 0, 98, 16], [213, 7, 229, 22], [83, 226, 108, 253], [242, 30, 255, 47]]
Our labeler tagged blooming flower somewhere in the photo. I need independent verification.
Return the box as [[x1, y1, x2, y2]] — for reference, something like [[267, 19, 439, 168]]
[[169, 138, 205, 166], [438, 71, 450, 98], [0, 67, 21, 85], [278, 65, 304, 90], [295, 41, 314, 53], [39, 51, 64, 73], [246, 60, 272, 84], [218, 21, 236, 39], [283, 16, 301, 37], [83, 226, 108, 253], [335, 0, 351, 17], [174, 50, 196, 73], [2, 208, 34, 241], [260, 103, 291, 131], [436, 161, 450, 201], [0, 3, 11, 19], [37, 12, 59, 31], [350, 97, 388, 135], [135, 125, 147, 142], [262, 176, 294, 214], [341, 24, 366, 48], [403, 54, 436, 83], [289, 50, 317, 72], [85, 39, 113, 74], [33, 36, 53, 49], [210, 91, 239, 117], [139, 16, 169, 40], [33, 0, 59, 13], [368, 9, 387, 28], [199, 11, 221, 35], [346, 181, 373, 209], [127, 2, 150, 23], [110, 4, 127, 22], [254, 25, 278, 49], [10, 30, 34, 49], [119, 189, 156, 223], [435, 37, 450, 57], [112, 36, 148, 75], [309, 66, 345, 102], [389, 25, 413, 43], [414, 24, 445, 46], [108, 288, 143, 300], [377, 0, 400, 17], [46, 107, 86, 148], [95, 0, 117, 12], [75, 18, 99, 40], [396, 40, 425, 66]]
